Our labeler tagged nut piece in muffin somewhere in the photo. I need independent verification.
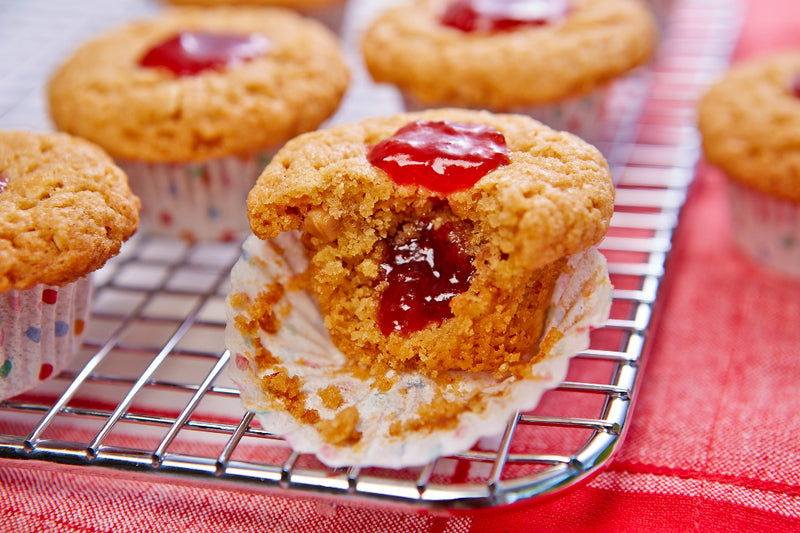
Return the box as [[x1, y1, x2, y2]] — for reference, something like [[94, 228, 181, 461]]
[[245, 108, 615, 378], [698, 52, 800, 278], [48, 6, 349, 241], [1, 130, 140, 400]]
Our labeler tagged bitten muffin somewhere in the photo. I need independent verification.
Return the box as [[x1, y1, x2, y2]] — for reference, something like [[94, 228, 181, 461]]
[[48, 6, 349, 241], [0, 130, 140, 400], [361, 0, 657, 143], [698, 52, 800, 278], [245, 108, 615, 377]]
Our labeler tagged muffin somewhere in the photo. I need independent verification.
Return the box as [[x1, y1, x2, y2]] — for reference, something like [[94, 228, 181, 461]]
[[161, 0, 349, 34], [698, 52, 800, 278], [361, 0, 657, 144], [246, 108, 614, 376], [225, 109, 615, 466], [0, 130, 140, 400], [48, 7, 349, 242]]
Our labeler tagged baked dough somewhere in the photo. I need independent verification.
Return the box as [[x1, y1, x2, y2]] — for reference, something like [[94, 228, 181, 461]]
[[699, 52, 800, 202], [0, 131, 140, 291], [48, 7, 349, 162], [361, 0, 657, 109], [247, 108, 614, 375]]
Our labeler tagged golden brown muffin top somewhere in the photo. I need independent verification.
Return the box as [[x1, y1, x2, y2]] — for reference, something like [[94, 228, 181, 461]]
[[361, 0, 657, 110], [48, 7, 349, 163], [247, 108, 614, 273], [0, 131, 140, 292], [699, 52, 800, 202]]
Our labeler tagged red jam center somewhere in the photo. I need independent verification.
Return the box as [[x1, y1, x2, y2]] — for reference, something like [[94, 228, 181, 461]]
[[441, 0, 569, 32], [378, 220, 475, 336], [368, 120, 510, 194], [139, 31, 270, 76]]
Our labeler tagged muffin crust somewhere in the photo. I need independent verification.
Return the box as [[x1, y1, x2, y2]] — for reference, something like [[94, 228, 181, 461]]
[[48, 7, 350, 162], [247, 108, 614, 376], [0, 131, 140, 291], [699, 52, 800, 202], [361, 0, 657, 109]]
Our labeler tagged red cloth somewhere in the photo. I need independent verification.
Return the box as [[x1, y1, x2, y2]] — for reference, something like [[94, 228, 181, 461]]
[[469, 165, 800, 533], [470, 1, 800, 530], [3, 1, 800, 531]]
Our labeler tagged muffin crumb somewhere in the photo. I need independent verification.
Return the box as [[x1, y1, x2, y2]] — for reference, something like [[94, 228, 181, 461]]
[[316, 406, 361, 445], [318, 384, 343, 409]]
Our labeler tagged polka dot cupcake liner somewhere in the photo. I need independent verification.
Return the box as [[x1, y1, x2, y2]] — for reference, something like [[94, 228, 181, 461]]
[[516, 89, 608, 147], [0, 276, 92, 401], [121, 151, 276, 243], [400, 88, 608, 148], [729, 180, 800, 278]]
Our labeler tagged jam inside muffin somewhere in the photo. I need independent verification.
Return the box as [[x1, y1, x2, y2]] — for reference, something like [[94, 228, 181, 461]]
[[139, 31, 270, 76], [368, 121, 507, 336], [441, 0, 570, 33], [378, 218, 475, 335], [246, 109, 614, 379]]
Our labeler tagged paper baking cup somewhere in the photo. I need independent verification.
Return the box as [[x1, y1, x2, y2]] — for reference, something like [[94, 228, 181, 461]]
[[121, 151, 274, 242], [401, 88, 607, 147], [728, 180, 800, 278], [0, 277, 92, 401], [225, 231, 613, 468]]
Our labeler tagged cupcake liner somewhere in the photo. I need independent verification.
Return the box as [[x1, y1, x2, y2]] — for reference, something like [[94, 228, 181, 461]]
[[0, 276, 92, 401], [120, 151, 274, 242], [225, 231, 613, 468], [728, 180, 800, 278], [401, 89, 607, 147]]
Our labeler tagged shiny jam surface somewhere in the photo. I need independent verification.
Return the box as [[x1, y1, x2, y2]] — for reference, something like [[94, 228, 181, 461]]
[[378, 220, 475, 336], [139, 31, 270, 76], [0, 173, 7, 193], [441, 0, 569, 33], [368, 120, 510, 194]]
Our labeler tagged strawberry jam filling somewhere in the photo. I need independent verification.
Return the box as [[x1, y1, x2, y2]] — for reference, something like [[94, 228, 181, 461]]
[[139, 31, 270, 76], [441, 0, 570, 33], [368, 120, 510, 194], [378, 220, 475, 335], [369, 120, 509, 335]]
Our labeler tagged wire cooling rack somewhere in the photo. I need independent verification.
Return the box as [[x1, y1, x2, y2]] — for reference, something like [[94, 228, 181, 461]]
[[0, 0, 743, 513]]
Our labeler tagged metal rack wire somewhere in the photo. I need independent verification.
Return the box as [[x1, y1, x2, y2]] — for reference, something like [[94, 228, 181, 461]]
[[0, 0, 743, 512]]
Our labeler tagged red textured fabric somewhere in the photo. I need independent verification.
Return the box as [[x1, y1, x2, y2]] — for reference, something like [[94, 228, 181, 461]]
[[469, 166, 800, 533], [469, 0, 800, 528], [3, 1, 800, 532]]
